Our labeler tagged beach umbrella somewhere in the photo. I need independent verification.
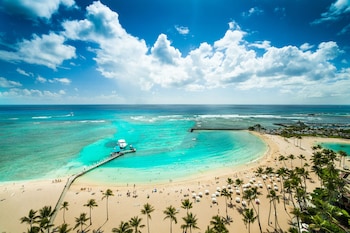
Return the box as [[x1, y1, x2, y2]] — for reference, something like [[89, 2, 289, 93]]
[[222, 185, 226, 189], [205, 190, 209, 195], [196, 196, 201, 202], [236, 190, 240, 195], [216, 187, 221, 192], [235, 197, 241, 203], [211, 194, 216, 198], [242, 200, 247, 207], [192, 193, 196, 198], [211, 198, 217, 203], [227, 184, 231, 189], [255, 199, 260, 205], [267, 184, 271, 189], [198, 192, 203, 197], [215, 191, 220, 196]]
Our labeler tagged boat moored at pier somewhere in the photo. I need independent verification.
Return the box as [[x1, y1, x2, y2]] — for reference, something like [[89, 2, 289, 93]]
[[117, 139, 128, 149]]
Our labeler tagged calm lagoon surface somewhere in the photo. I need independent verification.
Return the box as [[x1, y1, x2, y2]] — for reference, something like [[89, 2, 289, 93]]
[[0, 105, 349, 184]]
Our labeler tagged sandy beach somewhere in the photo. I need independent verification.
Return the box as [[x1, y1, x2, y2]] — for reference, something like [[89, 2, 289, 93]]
[[1, 133, 349, 233]]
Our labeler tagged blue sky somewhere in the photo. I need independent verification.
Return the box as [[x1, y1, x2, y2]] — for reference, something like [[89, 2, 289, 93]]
[[0, 0, 349, 104]]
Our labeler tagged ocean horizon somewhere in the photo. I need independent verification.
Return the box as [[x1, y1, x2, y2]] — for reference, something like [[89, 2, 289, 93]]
[[1, 104, 349, 184]]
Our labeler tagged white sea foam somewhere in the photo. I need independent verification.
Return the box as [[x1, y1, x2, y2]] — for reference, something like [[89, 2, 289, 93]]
[[32, 116, 52, 119], [79, 120, 106, 123], [197, 114, 308, 120]]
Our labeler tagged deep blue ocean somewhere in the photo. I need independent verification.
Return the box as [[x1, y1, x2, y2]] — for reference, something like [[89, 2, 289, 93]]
[[0, 105, 349, 184]]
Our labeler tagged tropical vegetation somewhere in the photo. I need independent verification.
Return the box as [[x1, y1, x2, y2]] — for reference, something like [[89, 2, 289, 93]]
[[20, 146, 350, 233]]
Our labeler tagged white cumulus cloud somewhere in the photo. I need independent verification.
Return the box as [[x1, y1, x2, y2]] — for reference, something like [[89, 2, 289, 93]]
[[61, 1, 350, 101], [16, 68, 33, 77], [175, 25, 190, 35], [1, 0, 76, 20], [312, 0, 350, 24], [53, 78, 71, 85], [0, 77, 22, 88], [0, 32, 76, 70]]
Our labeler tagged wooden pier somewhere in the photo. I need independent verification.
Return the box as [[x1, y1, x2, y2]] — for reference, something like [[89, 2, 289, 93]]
[[50, 149, 136, 224]]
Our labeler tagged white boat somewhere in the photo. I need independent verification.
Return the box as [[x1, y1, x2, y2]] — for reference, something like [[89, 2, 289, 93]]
[[117, 139, 128, 149]]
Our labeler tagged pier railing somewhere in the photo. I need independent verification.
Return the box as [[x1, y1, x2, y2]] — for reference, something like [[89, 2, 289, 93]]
[[50, 149, 136, 224]]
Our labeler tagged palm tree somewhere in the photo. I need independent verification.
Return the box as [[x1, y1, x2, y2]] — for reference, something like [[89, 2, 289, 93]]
[[242, 208, 257, 233], [163, 205, 178, 233], [204, 226, 215, 233], [55, 223, 72, 233], [243, 187, 262, 233], [254, 167, 264, 177], [74, 213, 89, 233], [181, 199, 193, 214], [295, 167, 310, 193], [288, 154, 295, 169], [264, 166, 275, 191], [129, 216, 145, 233], [181, 212, 199, 233], [290, 207, 303, 233], [255, 166, 268, 190], [220, 188, 232, 218], [209, 215, 229, 233], [235, 178, 244, 196], [297, 136, 302, 148], [112, 221, 133, 233], [20, 209, 39, 229], [84, 199, 98, 225], [38, 206, 54, 233], [298, 154, 306, 167], [309, 214, 333, 232], [60, 201, 69, 224], [267, 190, 281, 232], [141, 203, 154, 233], [311, 198, 350, 232], [102, 188, 114, 221], [276, 167, 289, 214], [265, 166, 274, 175], [279, 155, 287, 167], [226, 177, 234, 187], [338, 150, 348, 167]]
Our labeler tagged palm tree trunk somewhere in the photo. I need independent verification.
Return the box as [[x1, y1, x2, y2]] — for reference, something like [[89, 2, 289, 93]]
[[273, 200, 281, 232], [89, 207, 92, 225], [225, 197, 228, 218], [268, 200, 272, 226], [274, 201, 277, 231], [147, 216, 150, 233], [106, 198, 109, 221], [251, 202, 262, 233]]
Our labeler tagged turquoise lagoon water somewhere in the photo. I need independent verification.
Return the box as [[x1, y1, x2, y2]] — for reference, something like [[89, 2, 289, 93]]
[[0, 105, 349, 184], [321, 143, 350, 155]]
